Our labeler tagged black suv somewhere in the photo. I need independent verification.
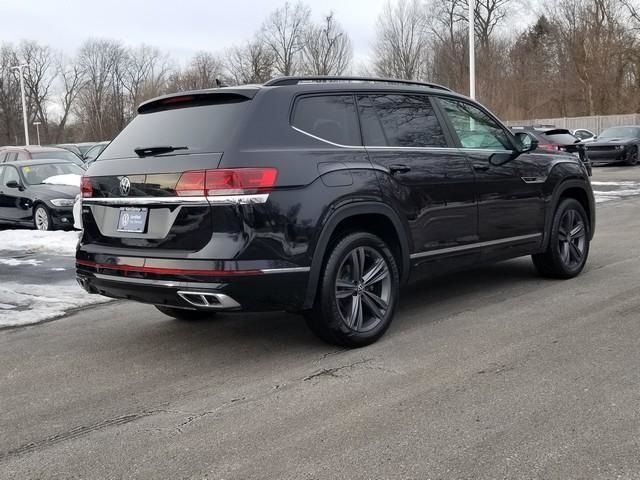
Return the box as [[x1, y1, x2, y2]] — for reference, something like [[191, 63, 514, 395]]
[[76, 76, 595, 347]]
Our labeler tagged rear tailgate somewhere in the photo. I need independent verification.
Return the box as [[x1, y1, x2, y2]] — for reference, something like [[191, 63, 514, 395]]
[[80, 91, 254, 251]]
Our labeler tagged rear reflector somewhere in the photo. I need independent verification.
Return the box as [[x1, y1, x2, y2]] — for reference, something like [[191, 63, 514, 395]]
[[81, 176, 93, 198], [175, 168, 278, 197]]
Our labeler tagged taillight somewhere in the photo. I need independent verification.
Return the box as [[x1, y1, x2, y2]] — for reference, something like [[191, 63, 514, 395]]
[[175, 168, 278, 197], [538, 143, 558, 151], [81, 176, 93, 198]]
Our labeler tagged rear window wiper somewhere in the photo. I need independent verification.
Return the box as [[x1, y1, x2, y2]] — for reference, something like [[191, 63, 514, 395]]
[[134, 146, 188, 157]]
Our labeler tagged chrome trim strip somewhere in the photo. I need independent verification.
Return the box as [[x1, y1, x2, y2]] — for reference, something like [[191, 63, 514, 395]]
[[83, 196, 208, 206], [92, 273, 223, 289], [521, 176, 548, 184], [82, 194, 269, 206], [210, 194, 269, 205], [291, 125, 363, 149], [410, 234, 542, 259], [260, 267, 311, 274]]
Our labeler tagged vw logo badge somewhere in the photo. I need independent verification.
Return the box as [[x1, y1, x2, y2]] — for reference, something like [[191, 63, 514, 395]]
[[119, 177, 131, 196]]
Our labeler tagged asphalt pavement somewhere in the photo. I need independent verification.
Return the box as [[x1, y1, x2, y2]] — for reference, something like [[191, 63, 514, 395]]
[[1, 166, 640, 479]]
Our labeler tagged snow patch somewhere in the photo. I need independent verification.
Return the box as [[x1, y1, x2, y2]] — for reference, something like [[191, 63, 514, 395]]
[[0, 282, 112, 327], [42, 174, 81, 187], [0, 258, 42, 266], [0, 230, 79, 256]]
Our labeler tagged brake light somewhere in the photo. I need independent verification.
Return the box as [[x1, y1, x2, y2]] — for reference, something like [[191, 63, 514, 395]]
[[175, 168, 278, 197], [81, 176, 93, 198]]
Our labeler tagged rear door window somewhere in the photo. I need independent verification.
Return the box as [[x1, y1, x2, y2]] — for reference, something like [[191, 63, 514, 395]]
[[100, 95, 252, 160], [291, 95, 361, 146], [357, 94, 447, 148]]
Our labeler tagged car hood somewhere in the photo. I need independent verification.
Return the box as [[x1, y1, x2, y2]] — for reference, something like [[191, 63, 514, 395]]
[[588, 137, 636, 147], [29, 183, 79, 200]]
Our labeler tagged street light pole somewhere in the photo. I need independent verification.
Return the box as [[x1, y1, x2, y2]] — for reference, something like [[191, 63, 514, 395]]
[[469, 0, 476, 100], [34, 121, 41, 145], [11, 64, 30, 145]]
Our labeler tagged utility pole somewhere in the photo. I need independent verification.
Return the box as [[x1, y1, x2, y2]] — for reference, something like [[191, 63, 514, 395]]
[[469, 0, 476, 99], [34, 121, 41, 145], [11, 64, 30, 145]]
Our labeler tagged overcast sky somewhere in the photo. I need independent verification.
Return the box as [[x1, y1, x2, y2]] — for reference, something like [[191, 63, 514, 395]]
[[1, 0, 391, 66]]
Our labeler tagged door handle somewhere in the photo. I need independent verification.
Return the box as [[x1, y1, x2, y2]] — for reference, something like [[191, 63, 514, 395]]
[[473, 164, 490, 172], [389, 164, 411, 174]]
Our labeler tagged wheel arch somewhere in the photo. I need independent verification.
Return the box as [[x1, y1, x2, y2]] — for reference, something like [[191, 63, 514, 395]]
[[544, 179, 595, 249], [303, 202, 411, 309]]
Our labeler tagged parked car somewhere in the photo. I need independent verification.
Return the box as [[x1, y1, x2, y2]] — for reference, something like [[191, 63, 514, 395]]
[[82, 141, 110, 164], [56, 143, 85, 159], [0, 145, 86, 168], [510, 126, 592, 175], [571, 128, 597, 143], [76, 76, 595, 347], [584, 126, 640, 166], [0, 159, 84, 230]]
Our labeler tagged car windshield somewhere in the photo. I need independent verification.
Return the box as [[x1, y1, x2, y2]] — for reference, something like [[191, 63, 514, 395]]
[[599, 127, 640, 139], [21, 163, 85, 185]]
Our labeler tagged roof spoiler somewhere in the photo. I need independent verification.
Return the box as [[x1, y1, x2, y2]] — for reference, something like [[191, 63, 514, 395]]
[[138, 89, 256, 114]]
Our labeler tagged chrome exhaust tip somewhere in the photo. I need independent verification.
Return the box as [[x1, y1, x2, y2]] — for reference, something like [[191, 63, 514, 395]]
[[177, 291, 241, 310]]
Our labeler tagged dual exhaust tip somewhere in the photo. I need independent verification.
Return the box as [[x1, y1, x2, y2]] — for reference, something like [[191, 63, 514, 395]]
[[177, 291, 241, 310]]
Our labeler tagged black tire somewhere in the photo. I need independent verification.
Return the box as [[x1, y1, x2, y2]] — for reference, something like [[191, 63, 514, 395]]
[[155, 305, 217, 321], [532, 198, 590, 279], [625, 146, 638, 166], [33, 204, 53, 231], [306, 232, 400, 348]]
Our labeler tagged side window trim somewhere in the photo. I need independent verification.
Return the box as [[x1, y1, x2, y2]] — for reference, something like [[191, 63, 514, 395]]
[[432, 95, 517, 151], [289, 93, 363, 148], [3, 165, 20, 186]]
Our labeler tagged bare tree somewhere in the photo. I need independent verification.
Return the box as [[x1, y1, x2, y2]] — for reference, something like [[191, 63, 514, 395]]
[[54, 54, 84, 142], [76, 39, 129, 140], [262, 1, 311, 76], [0, 44, 22, 144], [226, 37, 275, 84], [169, 52, 226, 91], [17, 41, 56, 143], [302, 13, 353, 75], [124, 45, 172, 113], [372, 0, 431, 80]]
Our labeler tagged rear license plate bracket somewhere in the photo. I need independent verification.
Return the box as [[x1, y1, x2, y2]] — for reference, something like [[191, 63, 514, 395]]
[[116, 207, 148, 233]]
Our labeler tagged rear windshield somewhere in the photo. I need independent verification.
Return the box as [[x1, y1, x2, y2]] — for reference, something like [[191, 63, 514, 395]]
[[31, 150, 80, 162], [99, 100, 250, 160], [542, 131, 579, 144]]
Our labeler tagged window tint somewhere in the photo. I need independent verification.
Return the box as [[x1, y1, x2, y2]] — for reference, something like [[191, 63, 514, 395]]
[[16, 151, 29, 161], [357, 95, 447, 147], [291, 95, 360, 146], [3, 166, 21, 186], [31, 150, 79, 162], [575, 130, 592, 140], [0, 152, 6, 163], [5, 152, 17, 162], [438, 98, 511, 150]]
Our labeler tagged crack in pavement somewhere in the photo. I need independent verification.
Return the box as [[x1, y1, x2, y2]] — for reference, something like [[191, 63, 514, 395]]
[[303, 358, 374, 381]]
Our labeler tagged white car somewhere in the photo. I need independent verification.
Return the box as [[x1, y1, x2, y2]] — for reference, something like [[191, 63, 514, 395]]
[[73, 194, 82, 230], [571, 129, 597, 143]]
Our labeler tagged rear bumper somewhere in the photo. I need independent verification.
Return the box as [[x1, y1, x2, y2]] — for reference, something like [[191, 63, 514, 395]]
[[75, 261, 310, 312]]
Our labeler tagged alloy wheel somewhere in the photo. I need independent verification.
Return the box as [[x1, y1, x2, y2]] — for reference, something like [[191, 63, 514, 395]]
[[35, 207, 49, 231], [558, 209, 586, 268], [334, 246, 392, 333]]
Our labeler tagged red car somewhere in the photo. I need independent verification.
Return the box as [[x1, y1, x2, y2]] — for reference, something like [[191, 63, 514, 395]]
[[0, 145, 85, 168]]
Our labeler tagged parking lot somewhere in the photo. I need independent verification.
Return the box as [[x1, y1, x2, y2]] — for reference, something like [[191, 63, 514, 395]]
[[0, 165, 638, 479]]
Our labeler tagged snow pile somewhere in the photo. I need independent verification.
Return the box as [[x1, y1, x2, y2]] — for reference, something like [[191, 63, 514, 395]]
[[0, 258, 42, 266], [0, 282, 111, 328], [42, 174, 81, 187], [591, 180, 640, 204], [0, 230, 80, 256]]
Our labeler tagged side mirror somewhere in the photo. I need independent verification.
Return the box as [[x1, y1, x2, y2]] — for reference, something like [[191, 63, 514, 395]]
[[6, 180, 22, 190], [489, 152, 516, 166]]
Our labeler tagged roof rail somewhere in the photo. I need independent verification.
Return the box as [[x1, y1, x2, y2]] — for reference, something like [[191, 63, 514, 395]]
[[263, 76, 452, 92]]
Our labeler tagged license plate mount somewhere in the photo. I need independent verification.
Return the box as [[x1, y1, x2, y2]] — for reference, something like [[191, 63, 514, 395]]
[[116, 207, 148, 233]]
